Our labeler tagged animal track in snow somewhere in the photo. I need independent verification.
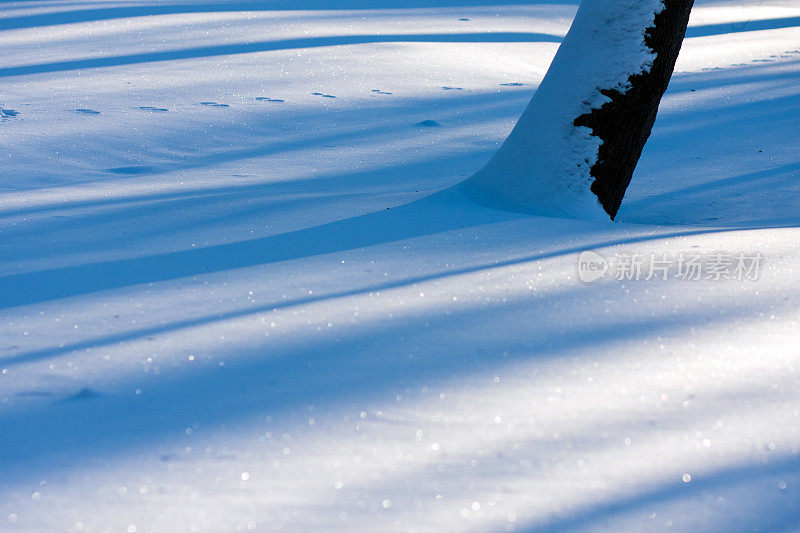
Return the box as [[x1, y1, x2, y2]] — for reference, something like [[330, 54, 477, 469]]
[[1, 107, 20, 118], [199, 101, 229, 107], [371, 89, 392, 95], [255, 97, 285, 102], [441, 86, 463, 91], [311, 92, 336, 98], [76, 108, 100, 114], [63, 388, 101, 402], [137, 106, 168, 112]]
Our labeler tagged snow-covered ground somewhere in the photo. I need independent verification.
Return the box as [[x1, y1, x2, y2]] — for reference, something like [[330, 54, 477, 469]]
[[1, 1, 800, 531]]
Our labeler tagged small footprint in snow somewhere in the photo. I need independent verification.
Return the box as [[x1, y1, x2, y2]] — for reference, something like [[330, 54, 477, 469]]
[[500, 82, 527, 86], [441, 86, 463, 91], [255, 97, 285, 102], [416, 120, 442, 127], [371, 89, 392, 95], [76, 108, 101, 114], [137, 106, 168, 112], [63, 387, 101, 402], [311, 92, 336, 98], [1, 107, 19, 118], [199, 101, 229, 107]]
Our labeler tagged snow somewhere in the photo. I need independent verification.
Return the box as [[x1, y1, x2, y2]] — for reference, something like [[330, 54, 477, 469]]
[[463, 0, 665, 220], [1, 1, 800, 531]]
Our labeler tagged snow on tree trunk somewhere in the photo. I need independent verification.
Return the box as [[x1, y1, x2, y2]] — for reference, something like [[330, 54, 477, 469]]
[[461, 0, 694, 220]]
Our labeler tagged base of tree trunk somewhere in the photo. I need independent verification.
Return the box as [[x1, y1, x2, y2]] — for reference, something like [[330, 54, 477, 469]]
[[461, 0, 695, 221], [575, 0, 695, 219]]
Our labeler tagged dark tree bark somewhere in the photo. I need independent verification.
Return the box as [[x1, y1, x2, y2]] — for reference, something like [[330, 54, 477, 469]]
[[575, 0, 695, 219]]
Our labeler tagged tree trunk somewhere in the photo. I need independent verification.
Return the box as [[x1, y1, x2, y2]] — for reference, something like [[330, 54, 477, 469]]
[[576, 0, 694, 219], [461, 0, 694, 221]]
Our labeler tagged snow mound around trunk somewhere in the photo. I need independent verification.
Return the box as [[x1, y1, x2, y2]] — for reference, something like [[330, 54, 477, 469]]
[[461, 0, 666, 221]]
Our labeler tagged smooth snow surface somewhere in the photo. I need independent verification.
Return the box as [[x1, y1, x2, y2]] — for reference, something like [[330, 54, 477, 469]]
[[2, 1, 800, 532], [463, 0, 664, 220]]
